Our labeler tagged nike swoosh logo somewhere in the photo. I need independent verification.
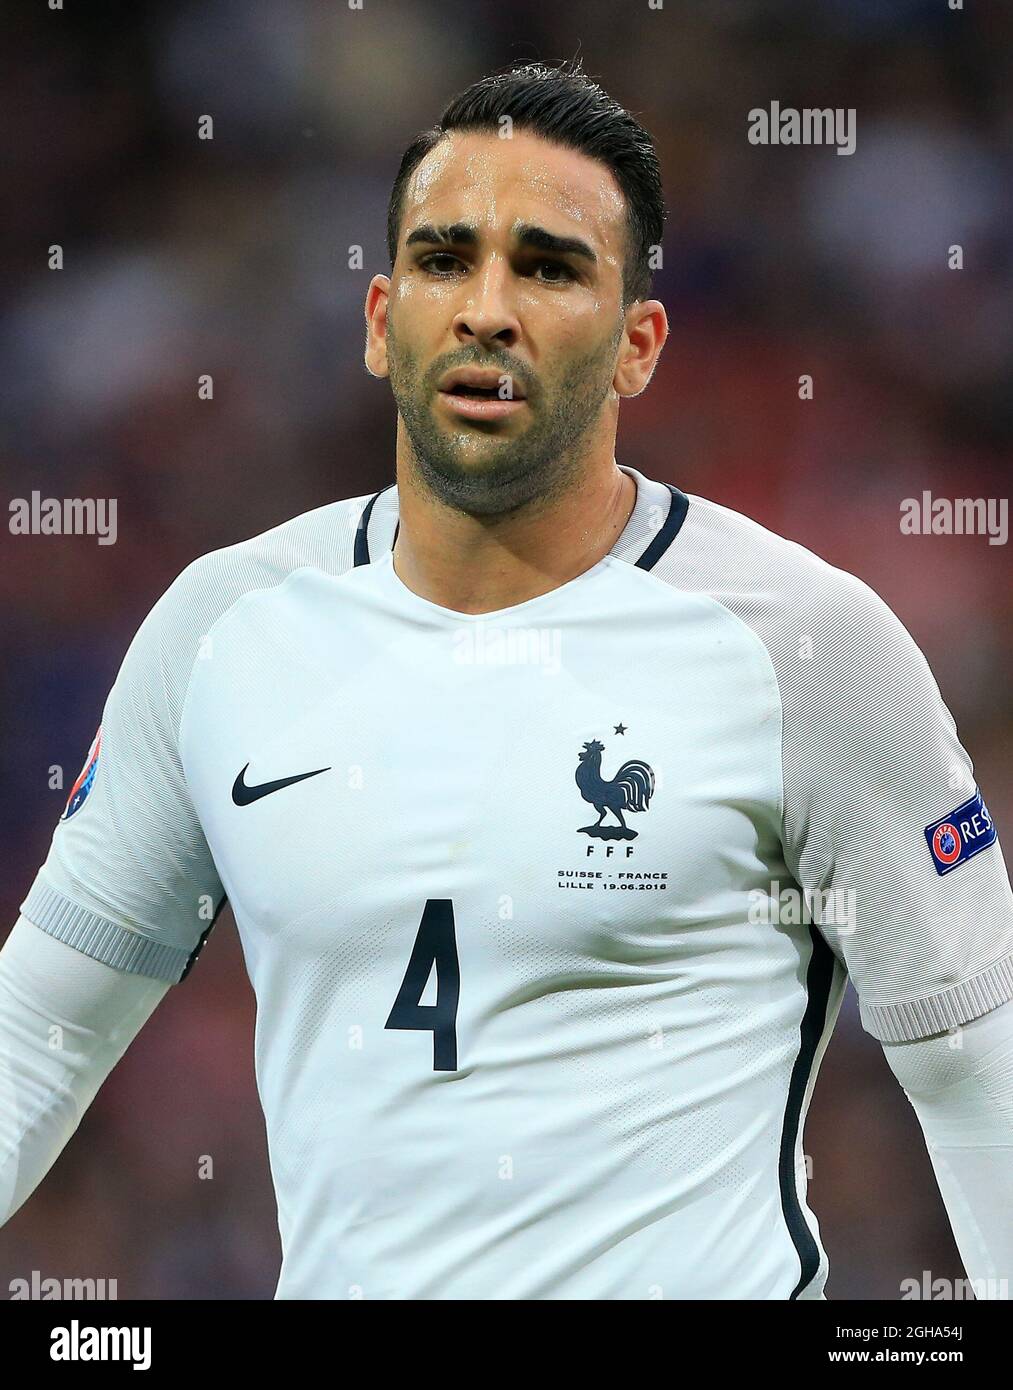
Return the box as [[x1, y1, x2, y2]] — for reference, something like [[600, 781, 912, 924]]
[[231, 763, 330, 806]]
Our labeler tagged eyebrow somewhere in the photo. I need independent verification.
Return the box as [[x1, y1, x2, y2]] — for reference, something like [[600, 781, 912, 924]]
[[404, 222, 598, 266]]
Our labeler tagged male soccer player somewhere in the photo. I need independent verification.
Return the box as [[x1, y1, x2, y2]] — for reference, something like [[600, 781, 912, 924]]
[[3, 60, 1012, 1300]]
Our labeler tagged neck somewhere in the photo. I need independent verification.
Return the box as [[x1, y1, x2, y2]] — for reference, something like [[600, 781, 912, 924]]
[[391, 444, 637, 616]]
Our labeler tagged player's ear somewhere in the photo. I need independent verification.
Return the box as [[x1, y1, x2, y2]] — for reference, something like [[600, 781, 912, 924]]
[[364, 275, 391, 379], [613, 299, 668, 399]]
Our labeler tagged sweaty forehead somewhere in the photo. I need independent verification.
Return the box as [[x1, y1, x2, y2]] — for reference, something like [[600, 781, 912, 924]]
[[402, 130, 627, 258]]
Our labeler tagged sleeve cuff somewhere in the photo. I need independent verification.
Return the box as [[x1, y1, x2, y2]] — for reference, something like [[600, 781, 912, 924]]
[[861, 954, 1013, 1042], [19, 878, 193, 983]]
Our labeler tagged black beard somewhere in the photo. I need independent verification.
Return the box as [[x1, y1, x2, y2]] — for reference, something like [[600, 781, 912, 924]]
[[385, 316, 623, 518]]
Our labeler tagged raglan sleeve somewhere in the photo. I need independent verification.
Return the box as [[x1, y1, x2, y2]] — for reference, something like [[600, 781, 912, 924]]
[[18, 562, 225, 983], [780, 568, 1013, 1043]]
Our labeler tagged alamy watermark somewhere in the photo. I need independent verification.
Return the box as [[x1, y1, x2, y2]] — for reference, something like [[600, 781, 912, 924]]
[[9, 1270, 118, 1299], [748, 881, 856, 934], [50, 1320, 150, 1370], [452, 623, 562, 675], [748, 102, 856, 156], [900, 1270, 1009, 1300], [900, 492, 1007, 545], [9, 492, 117, 545]]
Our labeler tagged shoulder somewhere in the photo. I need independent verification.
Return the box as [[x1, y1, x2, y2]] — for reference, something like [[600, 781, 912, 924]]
[[660, 492, 933, 688], [674, 493, 880, 612], [170, 491, 373, 617], [152, 490, 374, 634], [113, 492, 375, 716]]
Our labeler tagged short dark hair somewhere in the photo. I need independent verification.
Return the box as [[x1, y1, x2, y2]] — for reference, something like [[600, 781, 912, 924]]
[[386, 58, 666, 306]]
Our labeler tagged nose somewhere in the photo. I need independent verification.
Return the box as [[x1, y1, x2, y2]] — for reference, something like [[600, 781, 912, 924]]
[[451, 258, 520, 350]]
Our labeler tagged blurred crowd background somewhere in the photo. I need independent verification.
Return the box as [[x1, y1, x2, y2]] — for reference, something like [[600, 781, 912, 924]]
[[2, 0, 1011, 1298]]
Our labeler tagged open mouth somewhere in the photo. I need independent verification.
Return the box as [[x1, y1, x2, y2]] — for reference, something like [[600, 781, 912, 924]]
[[441, 383, 506, 398], [436, 375, 529, 421], [437, 366, 528, 402]]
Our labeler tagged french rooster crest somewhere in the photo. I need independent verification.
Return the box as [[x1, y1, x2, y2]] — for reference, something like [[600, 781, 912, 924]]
[[575, 737, 655, 840]]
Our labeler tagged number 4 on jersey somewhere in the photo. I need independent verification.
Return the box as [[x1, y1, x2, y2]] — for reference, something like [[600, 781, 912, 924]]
[[385, 899, 460, 1071]]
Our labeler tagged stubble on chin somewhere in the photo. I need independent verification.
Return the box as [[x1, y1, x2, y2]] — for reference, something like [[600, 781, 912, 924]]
[[386, 320, 621, 521]]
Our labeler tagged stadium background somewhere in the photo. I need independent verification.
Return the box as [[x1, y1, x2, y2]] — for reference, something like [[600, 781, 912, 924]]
[[2, 0, 1010, 1298]]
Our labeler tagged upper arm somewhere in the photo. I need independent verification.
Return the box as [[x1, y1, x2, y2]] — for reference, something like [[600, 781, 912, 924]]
[[1, 914, 171, 1034], [19, 566, 225, 983], [781, 572, 1013, 1043]]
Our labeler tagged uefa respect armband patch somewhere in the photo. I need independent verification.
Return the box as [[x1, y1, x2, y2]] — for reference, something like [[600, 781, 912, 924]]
[[924, 790, 997, 875]]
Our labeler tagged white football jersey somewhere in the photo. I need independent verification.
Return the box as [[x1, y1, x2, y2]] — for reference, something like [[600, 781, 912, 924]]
[[22, 465, 1013, 1299]]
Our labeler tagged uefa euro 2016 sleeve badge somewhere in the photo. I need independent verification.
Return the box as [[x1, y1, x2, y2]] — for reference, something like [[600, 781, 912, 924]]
[[61, 726, 102, 821]]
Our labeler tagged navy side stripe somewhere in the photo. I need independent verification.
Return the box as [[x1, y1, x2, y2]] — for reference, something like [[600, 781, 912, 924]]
[[780, 924, 837, 1299], [179, 894, 229, 982]]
